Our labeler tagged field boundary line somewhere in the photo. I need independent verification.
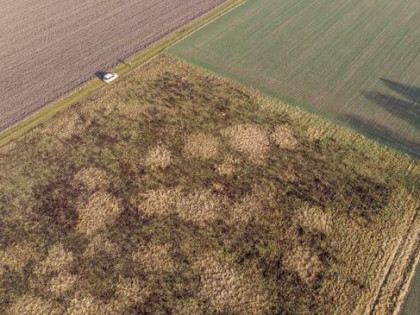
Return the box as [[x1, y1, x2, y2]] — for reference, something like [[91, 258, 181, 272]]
[[0, 0, 245, 148]]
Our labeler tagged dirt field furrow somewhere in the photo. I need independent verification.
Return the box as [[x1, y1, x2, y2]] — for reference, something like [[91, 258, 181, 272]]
[[0, 0, 225, 132]]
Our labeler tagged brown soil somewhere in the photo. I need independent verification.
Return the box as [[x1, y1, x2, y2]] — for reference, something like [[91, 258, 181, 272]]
[[0, 0, 225, 132]]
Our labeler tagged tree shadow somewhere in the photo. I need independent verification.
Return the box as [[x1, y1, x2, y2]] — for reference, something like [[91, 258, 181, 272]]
[[380, 78, 420, 104], [117, 58, 131, 68], [357, 78, 420, 157], [341, 113, 420, 158], [362, 90, 420, 127]]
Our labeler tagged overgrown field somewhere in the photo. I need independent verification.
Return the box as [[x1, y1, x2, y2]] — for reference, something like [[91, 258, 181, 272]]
[[168, 0, 420, 157], [0, 55, 419, 314]]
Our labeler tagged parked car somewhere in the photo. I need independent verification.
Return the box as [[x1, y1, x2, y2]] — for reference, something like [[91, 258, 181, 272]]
[[102, 72, 118, 83]]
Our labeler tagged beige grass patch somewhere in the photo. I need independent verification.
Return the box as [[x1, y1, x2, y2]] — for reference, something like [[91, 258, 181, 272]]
[[0, 141, 17, 155], [49, 272, 77, 296], [230, 188, 275, 224], [306, 125, 325, 142], [283, 245, 323, 284], [132, 244, 174, 273], [144, 145, 172, 170], [223, 124, 270, 163], [270, 125, 298, 149], [67, 295, 107, 315], [83, 234, 120, 259], [295, 206, 332, 234], [35, 244, 74, 275], [0, 243, 36, 275], [114, 277, 151, 306], [74, 167, 109, 192], [183, 132, 220, 160], [8, 295, 64, 315], [194, 254, 272, 314], [42, 109, 83, 139], [217, 155, 240, 176], [139, 187, 227, 226], [76, 191, 122, 235]]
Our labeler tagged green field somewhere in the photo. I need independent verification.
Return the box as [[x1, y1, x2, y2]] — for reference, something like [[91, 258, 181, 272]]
[[168, 0, 420, 157]]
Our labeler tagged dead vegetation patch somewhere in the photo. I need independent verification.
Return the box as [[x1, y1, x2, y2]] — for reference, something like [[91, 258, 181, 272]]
[[42, 109, 83, 139], [132, 244, 174, 273], [283, 245, 323, 284], [217, 155, 240, 176], [139, 187, 227, 226], [73, 167, 109, 192], [66, 295, 107, 315], [183, 132, 220, 160], [8, 295, 64, 315], [0, 141, 17, 155], [83, 234, 120, 259], [0, 243, 36, 275], [229, 188, 275, 224], [223, 124, 270, 163], [49, 272, 77, 296], [194, 254, 273, 314], [270, 125, 298, 149], [76, 191, 122, 235], [144, 145, 172, 170], [294, 205, 332, 234], [35, 244, 74, 276], [114, 277, 151, 307]]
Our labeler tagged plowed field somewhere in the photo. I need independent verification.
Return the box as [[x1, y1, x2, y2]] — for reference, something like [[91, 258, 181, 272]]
[[0, 0, 224, 131]]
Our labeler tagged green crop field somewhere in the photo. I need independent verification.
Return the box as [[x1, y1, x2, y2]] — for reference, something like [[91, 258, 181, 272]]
[[168, 0, 420, 157]]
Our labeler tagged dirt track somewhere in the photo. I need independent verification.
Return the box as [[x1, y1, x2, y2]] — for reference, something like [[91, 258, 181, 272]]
[[0, 0, 224, 132]]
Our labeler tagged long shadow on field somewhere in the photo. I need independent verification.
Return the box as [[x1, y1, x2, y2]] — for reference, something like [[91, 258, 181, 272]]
[[362, 79, 420, 130], [342, 113, 420, 158], [381, 79, 420, 104], [356, 79, 420, 157]]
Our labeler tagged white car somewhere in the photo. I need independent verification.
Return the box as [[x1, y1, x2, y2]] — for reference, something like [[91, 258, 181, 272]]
[[102, 72, 118, 83]]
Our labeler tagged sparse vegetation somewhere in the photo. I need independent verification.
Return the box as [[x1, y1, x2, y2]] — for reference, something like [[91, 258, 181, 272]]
[[0, 55, 419, 314]]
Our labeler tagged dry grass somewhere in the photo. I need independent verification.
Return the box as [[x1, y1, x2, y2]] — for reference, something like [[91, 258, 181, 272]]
[[294, 205, 332, 234], [114, 278, 151, 306], [183, 132, 220, 160], [0, 55, 419, 314], [223, 124, 270, 163], [73, 167, 109, 192], [217, 155, 239, 176], [144, 145, 172, 170], [66, 295, 106, 315], [8, 295, 64, 315], [283, 245, 323, 284], [76, 191, 122, 235], [194, 253, 273, 314], [35, 244, 74, 276], [139, 187, 227, 226], [132, 244, 174, 273], [0, 244, 36, 275], [230, 187, 275, 224], [49, 272, 77, 296], [0, 141, 16, 155], [270, 125, 298, 149], [83, 234, 120, 259], [42, 109, 83, 139]]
